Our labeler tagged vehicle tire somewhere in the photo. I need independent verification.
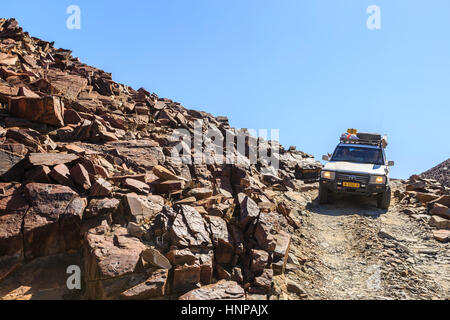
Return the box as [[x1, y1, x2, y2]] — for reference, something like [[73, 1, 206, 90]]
[[319, 185, 329, 204], [377, 187, 391, 209]]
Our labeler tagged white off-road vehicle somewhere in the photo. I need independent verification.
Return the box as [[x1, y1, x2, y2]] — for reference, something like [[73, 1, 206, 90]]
[[319, 129, 395, 209]]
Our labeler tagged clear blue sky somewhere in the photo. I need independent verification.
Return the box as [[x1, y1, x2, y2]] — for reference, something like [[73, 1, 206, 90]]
[[2, 0, 449, 178]]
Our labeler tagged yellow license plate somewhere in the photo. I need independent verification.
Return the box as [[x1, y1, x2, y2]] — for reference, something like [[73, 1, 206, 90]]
[[343, 182, 360, 188]]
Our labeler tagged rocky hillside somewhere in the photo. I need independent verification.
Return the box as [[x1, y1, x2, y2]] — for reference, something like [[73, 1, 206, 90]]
[[0, 18, 322, 300], [421, 159, 450, 189], [1, 18, 448, 301]]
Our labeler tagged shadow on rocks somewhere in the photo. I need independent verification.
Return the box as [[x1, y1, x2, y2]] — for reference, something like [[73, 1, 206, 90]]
[[306, 194, 389, 218]]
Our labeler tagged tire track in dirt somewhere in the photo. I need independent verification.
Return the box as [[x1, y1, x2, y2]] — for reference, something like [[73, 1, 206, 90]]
[[277, 182, 450, 300]]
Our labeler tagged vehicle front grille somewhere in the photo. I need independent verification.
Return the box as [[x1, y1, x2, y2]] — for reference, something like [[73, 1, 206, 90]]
[[336, 173, 370, 184]]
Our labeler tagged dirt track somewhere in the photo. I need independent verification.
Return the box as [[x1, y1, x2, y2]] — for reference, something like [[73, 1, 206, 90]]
[[276, 181, 450, 300]]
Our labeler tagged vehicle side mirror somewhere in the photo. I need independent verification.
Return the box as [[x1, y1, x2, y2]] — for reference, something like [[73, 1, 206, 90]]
[[322, 155, 329, 161], [387, 161, 395, 167]]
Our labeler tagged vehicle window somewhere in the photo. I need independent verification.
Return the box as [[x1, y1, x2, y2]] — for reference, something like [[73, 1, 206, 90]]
[[331, 146, 384, 165]]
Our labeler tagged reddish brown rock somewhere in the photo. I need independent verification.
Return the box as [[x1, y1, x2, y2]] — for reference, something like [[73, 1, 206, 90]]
[[72, 120, 92, 141], [0, 143, 27, 157], [406, 181, 427, 191], [430, 203, 450, 219], [0, 150, 24, 177], [84, 198, 120, 220], [141, 247, 172, 269], [215, 264, 232, 280], [8, 95, 65, 127], [69, 163, 91, 191], [115, 193, 163, 224], [254, 211, 280, 252], [195, 249, 214, 285], [5, 128, 43, 152], [432, 195, 450, 208], [172, 264, 201, 293], [165, 247, 197, 266], [250, 249, 269, 274], [206, 215, 234, 265], [0, 187, 28, 260], [170, 205, 212, 249], [25, 165, 51, 183], [188, 187, 213, 200], [253, 269, 273, 293], [62, 144, 86, 155], [152, 165, 181, 181], [23, 183, 86, 260], [64, 109, 82, 125], [429, 216, 450, 229], [272, 231, 291, 275], [55, 126, 75, 141], [231, 267, 244, 283], [18, 87, 40, 98], [94, 164, 109, 179], [216, 176, 234, 198], [432, 229, 450, 243], [0, 83, 18, 101], [179, 280, 245, 300], [119, 269, 169, 300], [27, 153, 78, 167], [237, 193, 260, 228], [154, 180, 185, 194], [229, 224, 244, 256], [49, 164, 75, 188], [90, 178, 113, 197], [123, 178, 150, 194], [83, 226, 147, 299], [47, 69, 88, 101], [0, 53, 18, 66], [413, 192, 439, 204]]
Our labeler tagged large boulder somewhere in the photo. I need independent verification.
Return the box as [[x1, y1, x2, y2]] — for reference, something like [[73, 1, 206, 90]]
[[206, 216, 234, 265], [83, 225, 147, 299], [170, 205, 212, 249], [254, 211, 280, 252], [8, 96, 65, 127], [0, 184, 29, 280], [114, 193, 163, 224], [23, 183, 86, 260], [119, 269, 169, 300], [172, 264, 201, 293], [237, 193, 260, 228]]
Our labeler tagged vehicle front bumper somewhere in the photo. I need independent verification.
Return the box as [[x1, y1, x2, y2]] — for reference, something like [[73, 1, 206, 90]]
[[320, 179, 388, 195]]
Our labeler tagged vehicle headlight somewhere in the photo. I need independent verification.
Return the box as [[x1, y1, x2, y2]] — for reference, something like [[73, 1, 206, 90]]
[[370, 175, 386, 184], [321, 171, 336, 180]]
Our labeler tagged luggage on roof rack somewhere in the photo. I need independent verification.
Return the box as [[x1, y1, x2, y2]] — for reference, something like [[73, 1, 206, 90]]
[[340, 131, 388, 148]]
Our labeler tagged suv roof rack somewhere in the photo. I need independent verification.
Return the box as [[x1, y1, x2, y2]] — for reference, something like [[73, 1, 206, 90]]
[[340, 130, 388, 148]]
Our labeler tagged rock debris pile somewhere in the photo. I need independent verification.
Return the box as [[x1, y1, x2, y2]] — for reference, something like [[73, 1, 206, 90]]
[[395, 175, 450, 243], [0, 18, 322, 300]]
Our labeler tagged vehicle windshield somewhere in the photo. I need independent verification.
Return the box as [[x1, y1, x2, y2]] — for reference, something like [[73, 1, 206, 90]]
[[331, 146, 384, 165]]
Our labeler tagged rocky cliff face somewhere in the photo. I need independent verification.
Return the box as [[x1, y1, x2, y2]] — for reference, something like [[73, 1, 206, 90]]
[[421, 159, 450, 189], [0, 18, 322, 300]]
